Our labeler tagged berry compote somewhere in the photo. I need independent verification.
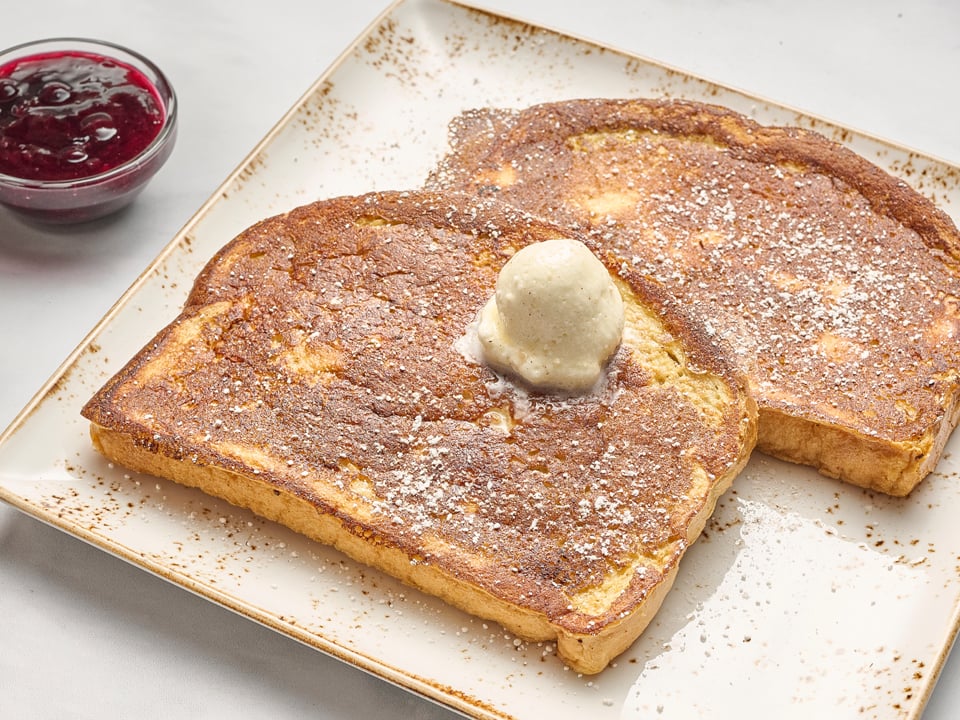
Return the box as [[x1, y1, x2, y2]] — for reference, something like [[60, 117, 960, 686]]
[[0, 50, 165, 181]]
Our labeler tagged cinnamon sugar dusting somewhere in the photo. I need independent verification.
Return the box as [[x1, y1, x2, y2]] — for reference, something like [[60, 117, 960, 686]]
[[82, 190, 754, 625], [428, 98, 960, 460]]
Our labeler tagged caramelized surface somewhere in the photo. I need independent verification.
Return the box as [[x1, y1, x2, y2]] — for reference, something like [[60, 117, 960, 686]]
[[83, 191, 755, 665], [428, 98, 960, 494]]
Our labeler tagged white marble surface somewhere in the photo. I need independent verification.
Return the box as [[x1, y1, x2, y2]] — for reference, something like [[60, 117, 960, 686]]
[[1, 1, 957, 717]]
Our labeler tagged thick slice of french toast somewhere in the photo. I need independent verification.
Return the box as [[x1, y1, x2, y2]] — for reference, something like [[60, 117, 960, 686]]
[[426, 98, 960, 496], [82, 190, 756, 673]]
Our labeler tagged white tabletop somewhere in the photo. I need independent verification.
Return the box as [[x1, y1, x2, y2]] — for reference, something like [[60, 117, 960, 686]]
[[1, 1, 957, 717]]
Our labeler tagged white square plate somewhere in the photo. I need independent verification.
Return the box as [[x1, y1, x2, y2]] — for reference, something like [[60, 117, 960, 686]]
[[1, 1, 959, 717]]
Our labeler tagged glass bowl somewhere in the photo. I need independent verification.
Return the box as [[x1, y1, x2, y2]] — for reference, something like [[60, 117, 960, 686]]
[[0, 38, 177, 224]]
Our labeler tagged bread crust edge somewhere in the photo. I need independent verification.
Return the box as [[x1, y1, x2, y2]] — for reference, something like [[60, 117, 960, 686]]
[[88, 414, 752, 674]]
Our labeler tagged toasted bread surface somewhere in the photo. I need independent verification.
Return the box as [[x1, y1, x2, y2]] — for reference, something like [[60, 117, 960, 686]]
[[426, 98, 960, 495], [82, 190, 756, 673]]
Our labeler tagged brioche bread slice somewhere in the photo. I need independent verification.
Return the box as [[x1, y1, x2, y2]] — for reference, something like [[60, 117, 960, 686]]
[[426, 98, 960, 496], [82, 190, 756, 673]]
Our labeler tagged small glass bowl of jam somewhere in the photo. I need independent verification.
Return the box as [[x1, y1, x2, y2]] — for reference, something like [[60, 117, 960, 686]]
[[0, 38, 177, 223]]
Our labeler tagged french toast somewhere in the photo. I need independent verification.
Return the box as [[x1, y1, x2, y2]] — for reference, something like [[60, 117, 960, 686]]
[[82, 190, 757, 673], [426, 98, 960, 496]]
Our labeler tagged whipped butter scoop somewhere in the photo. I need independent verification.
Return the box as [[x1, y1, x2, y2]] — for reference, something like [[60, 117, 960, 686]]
[[478, 238, 624, 393]]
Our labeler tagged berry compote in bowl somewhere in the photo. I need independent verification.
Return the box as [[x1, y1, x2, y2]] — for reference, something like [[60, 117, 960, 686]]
[[0, 38, 177, 223]]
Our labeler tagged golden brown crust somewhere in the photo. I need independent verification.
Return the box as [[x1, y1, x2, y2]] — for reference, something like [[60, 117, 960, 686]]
[[82, 189, 756, 673], [427, 98, 960, 495]]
